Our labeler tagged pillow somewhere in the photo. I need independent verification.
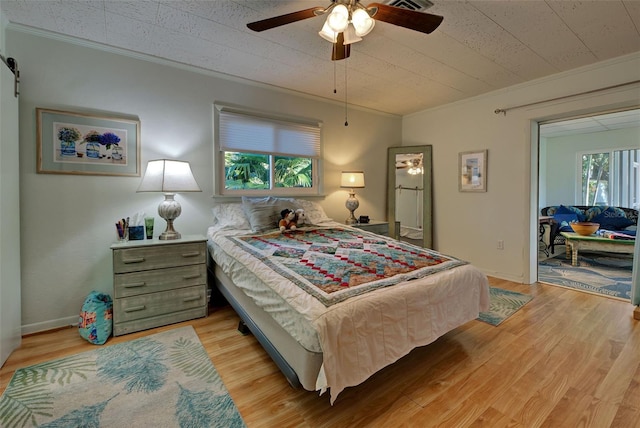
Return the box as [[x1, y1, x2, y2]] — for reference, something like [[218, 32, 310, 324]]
[[211, 203, 251, 230], [553, 213, 578, 231], [555, 205, 586, 221], [591, 207, 634, 230], [78, 291, 113, 345], [294, 199, 332, 224], [242, 196, 288, 232]]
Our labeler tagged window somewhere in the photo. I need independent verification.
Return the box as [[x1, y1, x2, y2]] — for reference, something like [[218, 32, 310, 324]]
[[580, 148, 640, 208], [214, 105, 322, 196]]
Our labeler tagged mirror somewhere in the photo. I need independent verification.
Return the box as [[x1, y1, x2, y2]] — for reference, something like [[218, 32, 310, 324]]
[[387, 145, 433, 248]]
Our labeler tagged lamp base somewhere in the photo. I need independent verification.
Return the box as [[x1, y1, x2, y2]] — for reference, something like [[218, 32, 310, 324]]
[[345, 191, 359, 225], [159, 233, 181, 240], [159, 219, 181, 240], [345, 212, 358, 225], [158, 193, 182, 240]]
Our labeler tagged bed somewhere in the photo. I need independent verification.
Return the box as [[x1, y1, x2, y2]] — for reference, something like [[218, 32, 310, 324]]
[[207, 197, 490, 404]]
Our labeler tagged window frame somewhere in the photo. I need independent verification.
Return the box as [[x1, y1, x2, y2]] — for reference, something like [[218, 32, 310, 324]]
[[576, 145, 640, 208], [213, 103, 323, 197]]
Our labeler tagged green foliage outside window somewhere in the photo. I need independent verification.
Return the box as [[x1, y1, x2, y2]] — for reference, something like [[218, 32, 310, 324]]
[[274, 156, 312, 188], [224, 152, 312, 190]]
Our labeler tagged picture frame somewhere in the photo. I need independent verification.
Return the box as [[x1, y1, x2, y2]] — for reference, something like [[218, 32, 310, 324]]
[[37, 108, 140, 176], [459, 149, 487, 192]]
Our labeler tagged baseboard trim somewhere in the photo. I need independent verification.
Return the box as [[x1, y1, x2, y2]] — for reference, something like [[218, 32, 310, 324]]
[[22, 316, 78, 336]]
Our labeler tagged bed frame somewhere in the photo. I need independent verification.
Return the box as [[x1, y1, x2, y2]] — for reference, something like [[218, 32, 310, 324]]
[[207, 253, 322, 391]]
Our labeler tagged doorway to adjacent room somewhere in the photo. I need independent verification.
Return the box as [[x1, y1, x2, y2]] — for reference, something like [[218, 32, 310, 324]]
[[536, 108, 640, 300]]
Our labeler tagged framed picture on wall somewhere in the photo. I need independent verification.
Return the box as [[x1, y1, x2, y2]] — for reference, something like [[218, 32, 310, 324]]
[[459, 149, 487, 192], [36, 108, 140, 176]]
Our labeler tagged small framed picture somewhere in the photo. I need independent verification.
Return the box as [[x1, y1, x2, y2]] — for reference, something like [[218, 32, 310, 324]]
[[459, 150, 487, 192], [36, 108, 140, 176]]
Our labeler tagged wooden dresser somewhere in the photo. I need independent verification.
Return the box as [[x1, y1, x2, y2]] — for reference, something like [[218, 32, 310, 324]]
[[111, 235, 208, 336]]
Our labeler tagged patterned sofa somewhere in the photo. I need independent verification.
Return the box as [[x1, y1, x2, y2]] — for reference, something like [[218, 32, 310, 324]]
[[540, 205, 638, 254]]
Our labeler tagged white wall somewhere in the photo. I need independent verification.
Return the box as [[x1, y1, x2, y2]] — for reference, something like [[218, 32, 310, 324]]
[[0, 3, 23, 366], [403, 53, 640, 283], [9, 28, 401, 334], [541, 127, 640, 207]]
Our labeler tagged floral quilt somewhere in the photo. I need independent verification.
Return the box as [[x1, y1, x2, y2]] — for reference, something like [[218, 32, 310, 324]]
[[227, 227, 467, 306]]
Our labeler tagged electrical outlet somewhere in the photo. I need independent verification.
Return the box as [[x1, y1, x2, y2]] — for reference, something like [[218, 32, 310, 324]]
[[497, 240, 504, 250]]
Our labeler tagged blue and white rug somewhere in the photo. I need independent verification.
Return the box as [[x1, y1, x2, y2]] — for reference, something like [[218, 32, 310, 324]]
[[538, 251, 632, 301], [0, 326, 246, 428], [477, 287, 533, 326]]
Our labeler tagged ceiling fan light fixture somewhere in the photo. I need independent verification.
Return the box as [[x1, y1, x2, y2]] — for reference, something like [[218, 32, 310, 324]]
[[319, 21, 338, 42], [342, 24, 362, 45], [352, 8, 375, 36], [326, 4, 349, 32]]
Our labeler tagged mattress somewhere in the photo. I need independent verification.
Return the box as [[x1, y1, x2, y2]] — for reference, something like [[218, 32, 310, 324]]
[[207, 222, 490, 403]]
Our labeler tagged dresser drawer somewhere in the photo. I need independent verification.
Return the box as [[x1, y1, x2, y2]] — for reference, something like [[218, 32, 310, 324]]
[[114, 264, 206, 298], [113, 242, 206, 273], [113, 284, 206, 323], [113, 307, 208, 336]]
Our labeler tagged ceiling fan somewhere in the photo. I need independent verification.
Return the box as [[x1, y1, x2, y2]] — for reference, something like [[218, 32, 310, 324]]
[[247, 0, 443, 61]]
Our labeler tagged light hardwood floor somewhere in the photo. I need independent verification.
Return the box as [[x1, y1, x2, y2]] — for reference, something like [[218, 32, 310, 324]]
[[2, 277, 639, 427]]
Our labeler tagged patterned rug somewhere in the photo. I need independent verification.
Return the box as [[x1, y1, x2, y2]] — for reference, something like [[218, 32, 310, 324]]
[[538, 250, 633, 301], [477, 287, 533, 326], [0, 326, 246, 428]]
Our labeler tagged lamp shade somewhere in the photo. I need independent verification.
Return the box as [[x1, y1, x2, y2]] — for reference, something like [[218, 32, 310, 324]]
[[352, 8, 375, 37], [326, 4, 349, 33], [342, 24, 363, 45], [340, 171, 365, 188], [137, 159, 201, 193], [319, 21, 338, 43]]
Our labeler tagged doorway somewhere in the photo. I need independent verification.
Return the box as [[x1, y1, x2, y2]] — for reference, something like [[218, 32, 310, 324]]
[[536, 108, 640, 299]]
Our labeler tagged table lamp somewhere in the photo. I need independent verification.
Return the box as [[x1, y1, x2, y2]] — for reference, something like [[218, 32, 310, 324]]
[[340, 171, 365, 224], [137, 159, 201, 240]]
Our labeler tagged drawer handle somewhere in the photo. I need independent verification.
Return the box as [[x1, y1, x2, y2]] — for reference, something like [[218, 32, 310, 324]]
[[181, 252, 201, 258], [124, 305, 146, 313], [124, 282, 146, 288], [123, 257, 145, 264], [183, 296, 202, 303], [182, 274, 202, 280]]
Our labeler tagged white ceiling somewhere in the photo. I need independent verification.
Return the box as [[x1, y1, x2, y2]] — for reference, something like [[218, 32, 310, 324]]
[[540, 108, 640, 138], [1, 0, 639, 116]]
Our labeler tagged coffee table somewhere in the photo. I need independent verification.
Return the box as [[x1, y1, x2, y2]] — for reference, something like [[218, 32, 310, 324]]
[[560, 231, 635, 266]]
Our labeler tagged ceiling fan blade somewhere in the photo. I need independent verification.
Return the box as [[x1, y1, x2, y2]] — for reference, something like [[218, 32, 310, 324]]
[[331, 33, 351, 61], [247, 7, 325, 32], [367, 3, 443, 34]]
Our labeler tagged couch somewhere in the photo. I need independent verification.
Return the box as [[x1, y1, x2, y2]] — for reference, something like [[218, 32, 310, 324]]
[[540, 205, 638, 254]]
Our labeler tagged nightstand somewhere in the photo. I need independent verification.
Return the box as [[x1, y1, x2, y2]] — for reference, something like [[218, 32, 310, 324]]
[[111, 235, 208, 336], [352, 220, 389, 237]]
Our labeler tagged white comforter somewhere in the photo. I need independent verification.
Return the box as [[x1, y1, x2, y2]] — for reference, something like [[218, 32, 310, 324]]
[[208, 223, 490, 404]]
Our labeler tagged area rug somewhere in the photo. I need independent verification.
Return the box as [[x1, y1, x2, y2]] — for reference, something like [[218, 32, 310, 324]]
[[538, 250, 632, 301], [477, 287, 533, 326], [0, 326, 246, 428]]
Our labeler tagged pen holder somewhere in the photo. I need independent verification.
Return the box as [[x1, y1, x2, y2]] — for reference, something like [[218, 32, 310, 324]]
[[117, 229, 128, 242], [128, 226, 145, 241]]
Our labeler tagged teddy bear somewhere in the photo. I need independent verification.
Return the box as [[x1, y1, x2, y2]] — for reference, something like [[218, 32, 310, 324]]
[[279, 208, 298, 232], [279, 208, 306, 232]]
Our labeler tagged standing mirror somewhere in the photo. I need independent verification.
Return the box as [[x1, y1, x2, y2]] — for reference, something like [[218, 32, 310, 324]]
[[387, 145, 433, 248]]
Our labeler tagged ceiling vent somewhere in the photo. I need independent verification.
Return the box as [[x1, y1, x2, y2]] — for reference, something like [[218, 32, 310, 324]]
[[379, 0, 434, 12]]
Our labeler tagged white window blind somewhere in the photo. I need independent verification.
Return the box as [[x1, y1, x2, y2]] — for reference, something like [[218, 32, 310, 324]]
[[218, 110, 321, 158]]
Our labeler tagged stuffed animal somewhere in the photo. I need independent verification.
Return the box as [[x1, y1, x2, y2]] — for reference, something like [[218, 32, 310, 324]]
[[294, 208, 306, 226], [279, 208, 298, 232]]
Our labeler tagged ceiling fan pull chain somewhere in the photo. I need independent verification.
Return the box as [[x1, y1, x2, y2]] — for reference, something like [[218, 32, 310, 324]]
[[333, 60, 337, 94], [344, 59, 349, 127]]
